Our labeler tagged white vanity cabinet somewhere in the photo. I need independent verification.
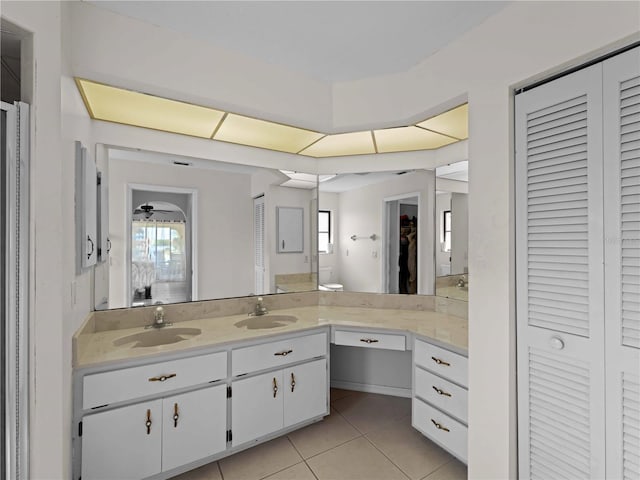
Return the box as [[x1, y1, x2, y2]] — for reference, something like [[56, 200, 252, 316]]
[[231, 332, 328, 446], [412, 338, 468, 463], [81, 385, 227, 480]]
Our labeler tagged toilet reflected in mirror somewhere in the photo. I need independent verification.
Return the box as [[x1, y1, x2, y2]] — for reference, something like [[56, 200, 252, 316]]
[[318, 266, 343, 292]]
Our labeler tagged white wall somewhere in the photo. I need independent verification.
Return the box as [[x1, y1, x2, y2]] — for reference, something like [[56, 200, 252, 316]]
[[266, 185, 314, 292], [450, 193, 468, 275], [108, 158, 254, 307], [435, 192, 451, 275], [331, 3, 640, 477], [337, 170, 435, 294], [318, 191, 340, 284]]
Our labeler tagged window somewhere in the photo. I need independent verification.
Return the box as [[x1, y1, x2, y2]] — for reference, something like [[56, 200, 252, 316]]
[[318, 210, 331, 253], [443, 210, 452, 252]]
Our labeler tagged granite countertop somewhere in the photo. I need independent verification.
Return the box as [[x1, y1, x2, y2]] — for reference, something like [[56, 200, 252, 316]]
[[74, 305, 468, 370], [434, 286, 469, 302]]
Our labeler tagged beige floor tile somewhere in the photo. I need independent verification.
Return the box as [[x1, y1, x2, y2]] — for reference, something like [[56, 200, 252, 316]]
[[366, 419, 454, 480], [170, 461, 222, 480], [307, 437, 409, 480], [330, 388, 356, 403], [288, 408, 361, 459], [422, 459, 467, 480], [332, 392, 411, 434], [219, 437, 302, 480], [263, 461, 317, 480]]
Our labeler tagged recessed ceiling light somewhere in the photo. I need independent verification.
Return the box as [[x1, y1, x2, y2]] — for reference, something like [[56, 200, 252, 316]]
[[299, 131, 375, 157], [214, 114, 324, 154], [416, 104, 468, 140], [374, 126, 457, 153], [76, 79, 225, 139]]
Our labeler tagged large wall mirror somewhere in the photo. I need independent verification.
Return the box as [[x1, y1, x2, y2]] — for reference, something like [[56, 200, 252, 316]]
[[317, 169, 436, 295], [94, 147, 318, 310], [434, 161, 468, 301]]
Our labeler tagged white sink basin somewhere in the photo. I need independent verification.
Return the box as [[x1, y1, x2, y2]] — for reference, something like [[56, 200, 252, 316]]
[[113, 327, 202, 348], [234, 315, 297, 330]]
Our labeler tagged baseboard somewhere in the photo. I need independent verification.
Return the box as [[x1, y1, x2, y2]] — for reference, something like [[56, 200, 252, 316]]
[[330, 380, 412, 398]]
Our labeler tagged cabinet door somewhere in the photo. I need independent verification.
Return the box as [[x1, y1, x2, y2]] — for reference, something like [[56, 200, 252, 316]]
[[78, 142, 98, 268], [81, 400, 162, 480], [232, 371, 283, 446], [277, 206, 303, 253], [603, 46, 640, 480], [162, 384, 227, 472], [515, 64, 606, 479], [284, 359, 328, 428]]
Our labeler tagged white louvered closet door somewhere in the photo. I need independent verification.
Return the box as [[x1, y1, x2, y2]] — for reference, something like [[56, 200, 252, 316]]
[[516, 64, 606, 479], [254, 195, 266, 295], [604, 47, 640, 480]]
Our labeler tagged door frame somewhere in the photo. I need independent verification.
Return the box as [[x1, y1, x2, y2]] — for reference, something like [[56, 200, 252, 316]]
[[381, 191, 421, 294], [125, 183, 198, 306]]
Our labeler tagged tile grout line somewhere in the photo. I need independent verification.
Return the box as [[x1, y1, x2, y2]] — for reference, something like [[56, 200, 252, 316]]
[[302, 434, 365, 462], [217, 461, 225, 480], [282, 436, 321, 480], [419, 459, 456, 480], [362, 430, 413, 480]]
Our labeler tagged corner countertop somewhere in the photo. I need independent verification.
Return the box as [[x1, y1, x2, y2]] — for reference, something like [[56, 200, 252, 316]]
[[74, 305, 468, 370]]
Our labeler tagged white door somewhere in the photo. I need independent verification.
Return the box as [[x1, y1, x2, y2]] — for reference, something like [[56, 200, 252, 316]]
[[162, 384, 227, 472], [254, 195, 265, 295], [277, 206, 304, 253], [515, 64, 606, 479], [81, 144, 98, 268], [232, 371, 283, 446], [603, 46, 640, 480], [386, 200, 400, 293], [283, 359, 328, 428], [81, 400, 162, 480]]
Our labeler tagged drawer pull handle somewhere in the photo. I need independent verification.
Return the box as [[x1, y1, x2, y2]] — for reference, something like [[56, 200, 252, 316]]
[[173, 403, 179, 428], [145, 409, 152, 435], [291, 372, 296, 392], [431, 356, 450, 366], [360, 338, 379, 344], [431, 419, 450, 432], [274, 349, 293, 356], [273, 377, 278, 398], [148, 373, 176, 382], [432, 386, 452, 397]]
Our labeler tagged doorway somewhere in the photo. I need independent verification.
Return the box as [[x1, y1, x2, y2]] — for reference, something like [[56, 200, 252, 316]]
[[384, 194, 420, 294], [127, 186, 196, 306]]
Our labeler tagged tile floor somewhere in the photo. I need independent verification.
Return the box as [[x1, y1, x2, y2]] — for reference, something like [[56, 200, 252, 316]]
[[172, 389, 467, 480]]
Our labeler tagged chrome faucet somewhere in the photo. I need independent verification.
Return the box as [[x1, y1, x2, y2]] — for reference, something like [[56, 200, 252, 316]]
[[146, 306, 173, 329], [249, 297, 268, 316]]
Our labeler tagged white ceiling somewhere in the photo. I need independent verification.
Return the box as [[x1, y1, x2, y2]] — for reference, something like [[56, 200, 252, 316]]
[[87, 1, 508, 82]]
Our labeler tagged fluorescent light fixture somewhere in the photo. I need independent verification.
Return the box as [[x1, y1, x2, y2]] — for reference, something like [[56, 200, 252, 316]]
[[214, 113, 324, 154], [416, 104, 468, 140], [299, 131, 375, 157], [374, 126, 457, 153], [76, 79, 226, 138]]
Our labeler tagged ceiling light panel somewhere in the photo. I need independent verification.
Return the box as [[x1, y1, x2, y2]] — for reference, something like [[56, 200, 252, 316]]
[[214, 114, 324, 154], [76, 79, 225, 138], [374, 126, 457, 153], [416, 103, 468, 139], [300, 131, 375, 157]]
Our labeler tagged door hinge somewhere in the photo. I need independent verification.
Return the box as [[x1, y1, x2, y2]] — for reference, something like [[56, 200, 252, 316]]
[[227, 385, 232, 398], [226, 429, 232, 442], [78, 421, 83, 437]]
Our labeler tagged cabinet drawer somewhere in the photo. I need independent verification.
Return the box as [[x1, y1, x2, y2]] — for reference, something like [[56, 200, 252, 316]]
[[414, 339, 467, 387], [413, 398, 467, 463], [232, 332, 327, 376], [83, 352, 227, 409], [415, 367, 468, 423], [334, 330, 406, 351]]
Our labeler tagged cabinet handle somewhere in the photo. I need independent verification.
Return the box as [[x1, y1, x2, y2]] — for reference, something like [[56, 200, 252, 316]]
[[148, 373, 177, 382], [87, 235, 94, 259], [274, 349, 293, 356], [291, 372, 296, 392], [431, 356, 450, 366], [173, 403, 179, 428], [106, 238, 112, 254], [432, 386, 452, 397], [282, 240, 285, 250], [273, 377, 278, 398], [145, 409, 152, 435], [360, 338, 379, 344], [431, 419, 450, 432]]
